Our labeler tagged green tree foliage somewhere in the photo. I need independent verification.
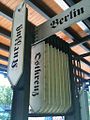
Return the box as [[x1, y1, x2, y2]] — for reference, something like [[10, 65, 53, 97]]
[[0, 86, 13, 106], [0, 86, 13, 120]]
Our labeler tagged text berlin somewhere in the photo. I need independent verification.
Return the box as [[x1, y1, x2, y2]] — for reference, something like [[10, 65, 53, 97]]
[[50, 7, 84, 28]]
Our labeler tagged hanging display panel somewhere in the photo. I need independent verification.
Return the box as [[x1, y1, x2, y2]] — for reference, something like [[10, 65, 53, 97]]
[[30, 36, 72, 115]]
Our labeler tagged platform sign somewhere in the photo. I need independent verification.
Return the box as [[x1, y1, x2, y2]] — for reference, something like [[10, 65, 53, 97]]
[[30, 41, 72, 114], [35, 0, 90, 41], [30, 42, 45, 112], [8, 2, 26, 86]]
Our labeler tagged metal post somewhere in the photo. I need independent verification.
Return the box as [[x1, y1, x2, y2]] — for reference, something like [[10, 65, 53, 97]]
[[11, 21, 34, 120]]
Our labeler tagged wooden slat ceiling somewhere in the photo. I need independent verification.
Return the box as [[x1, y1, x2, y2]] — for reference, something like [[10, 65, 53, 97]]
[[0, 16, 12, 31], [26, 4, 47, 26], [0, 35, 10, 46], [0, 0, 90, 77]]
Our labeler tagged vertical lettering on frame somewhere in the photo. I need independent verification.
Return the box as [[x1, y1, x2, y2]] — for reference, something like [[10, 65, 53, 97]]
[[8, 2, 26, 86], [11, 24, 23, 68], [32, 52, 41, 97], [30, 42, 45, 112]]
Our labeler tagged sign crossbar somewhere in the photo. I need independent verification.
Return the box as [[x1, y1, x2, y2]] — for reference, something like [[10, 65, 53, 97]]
[[35, 0, 90, 42]]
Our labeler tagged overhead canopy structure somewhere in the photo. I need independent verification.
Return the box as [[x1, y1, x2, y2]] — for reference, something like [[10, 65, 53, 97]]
[[0, 0, 90, 82], [0, 0, 90, 120]]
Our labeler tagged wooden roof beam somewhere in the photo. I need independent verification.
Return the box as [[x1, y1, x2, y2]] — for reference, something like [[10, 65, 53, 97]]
[[65, 27, 90, 51], [0, 27, 11, 38], [80, 52, 90, 58], [0, 2, 13, 21], [70, 35, 90, 47], [0, 43, 9, 51], [0, 64, 7, 72], [0, 55, 8, 61]]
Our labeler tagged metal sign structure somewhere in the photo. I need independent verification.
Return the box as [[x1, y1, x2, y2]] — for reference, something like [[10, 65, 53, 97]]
[[35, 0, 90, 42], [30, 37, 72, 115], [8, 2, 32, 120], [30, 41, 45, 112], [8, 2, 26, 86], [7, 0, 90, 119]]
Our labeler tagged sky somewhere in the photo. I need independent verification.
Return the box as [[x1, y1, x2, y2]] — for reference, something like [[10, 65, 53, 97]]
[[0, 73, 10, 87]]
